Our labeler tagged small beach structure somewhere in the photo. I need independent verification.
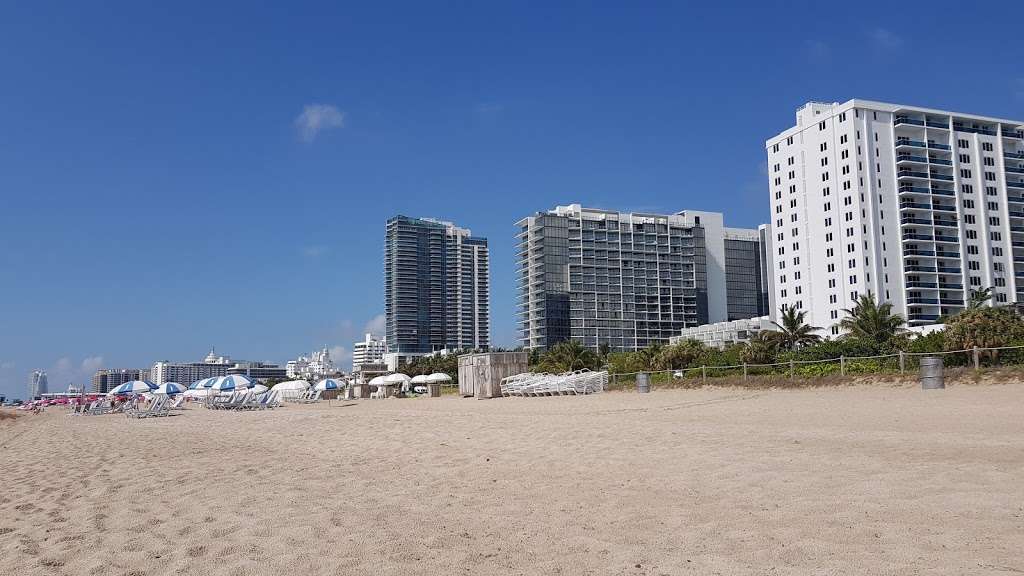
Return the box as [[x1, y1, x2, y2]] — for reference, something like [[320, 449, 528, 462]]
[[458, 352, 528, 398]]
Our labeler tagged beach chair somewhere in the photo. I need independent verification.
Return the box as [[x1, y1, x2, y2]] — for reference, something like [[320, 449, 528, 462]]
[[233, 390, 257, 410], [168, 395, 187, 410], [296, 389, 322, 404], [211, 391, 237, 410], [126, 396, 162, 419]]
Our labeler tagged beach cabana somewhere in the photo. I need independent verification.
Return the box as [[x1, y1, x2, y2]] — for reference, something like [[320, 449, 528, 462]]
[[272, 380, 310, 401]]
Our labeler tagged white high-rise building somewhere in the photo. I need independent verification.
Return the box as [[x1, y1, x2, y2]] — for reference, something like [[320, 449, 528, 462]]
[[286, 346, 337, 379], [351, 333, 387, 370], [29, 370, 48, 399], [766, 99, 1024, 335]]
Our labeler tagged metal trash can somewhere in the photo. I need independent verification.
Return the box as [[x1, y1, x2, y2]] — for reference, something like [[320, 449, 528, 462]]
[[636, 373, 651, 394], [920, 356, 944, 390], [427, 383, 441, 398]]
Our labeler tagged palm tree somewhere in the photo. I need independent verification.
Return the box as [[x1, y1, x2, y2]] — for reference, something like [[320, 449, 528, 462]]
[[967, 287, 994, 310], [537, 340, 600, 373], [838, 293, 906, 345], [766, 306, 822, 351], [740, 331, 779, 365]]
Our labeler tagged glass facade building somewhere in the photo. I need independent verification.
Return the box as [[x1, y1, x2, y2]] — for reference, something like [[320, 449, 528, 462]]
[[385, 216, 490, 354], [517, 205, 767, 352]]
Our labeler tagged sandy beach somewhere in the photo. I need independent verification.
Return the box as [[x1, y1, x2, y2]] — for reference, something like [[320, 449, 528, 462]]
[[1, 385, 1022, 575]]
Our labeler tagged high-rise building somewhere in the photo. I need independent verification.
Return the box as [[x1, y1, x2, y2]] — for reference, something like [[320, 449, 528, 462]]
[[384, 216, 490, 357], [28, 370, 48, 399], [766, 100, 1024, 334], [351, 333, 387, 370], [91, 368, 144, 394], [516, 204, 768, 351], [286, 347, 337, 380], [151, 349, 231, 385]]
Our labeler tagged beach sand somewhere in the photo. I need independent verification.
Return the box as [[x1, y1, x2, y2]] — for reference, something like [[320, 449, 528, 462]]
[[1, 385, 1022, 575]]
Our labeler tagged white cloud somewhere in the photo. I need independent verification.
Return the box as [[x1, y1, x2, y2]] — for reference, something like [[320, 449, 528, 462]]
[[329, 345, 352, 368], [364, 314, 386, 338], [46, 355, 104, 390], [294, 104, 345, 142], [868, 27, 903, 50], [303, 245, 329, 258]]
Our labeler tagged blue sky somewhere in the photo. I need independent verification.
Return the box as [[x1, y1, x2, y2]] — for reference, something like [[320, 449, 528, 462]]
[[1, 1, 1022, 398]]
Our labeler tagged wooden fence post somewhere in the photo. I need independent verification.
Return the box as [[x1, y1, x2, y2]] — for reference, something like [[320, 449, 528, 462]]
[[973, 347, 980, 370], [899, 351, 905, 374], [840, 355, 845, 376], [789, 359, 794, 379], [701, 365, 707, 382], [742, 362, 748, 381]]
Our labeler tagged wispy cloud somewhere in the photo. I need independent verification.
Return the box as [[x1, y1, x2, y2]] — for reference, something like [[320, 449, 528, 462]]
[[46, 355, 104, 390], [803, 39, 830, 63], [329, 345, 351, 367], [303, 245, 329, 258], [364, 314, 386, 337], [294, 104, 345, 143], [868, 27, 903, 50]]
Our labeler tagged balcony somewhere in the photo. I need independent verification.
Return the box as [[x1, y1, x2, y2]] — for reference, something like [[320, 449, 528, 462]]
[[907, 298, 939, 305], [899, 202, 932, 210], [1006, 151, 1024, 160], [931, 187, 955, 196], [901, 217, 932, 225], [908, 313, 940, 322], [929, 157, 953, 166], [1003, 130, 1024, 139], [903, 233, 934, 241], [906, 281, 938, 289], [929, 172, 954, 181], [896, 154, 929, 163], [938, 284, 964, 290], [1009, 181, 1024, 189], [905, 265, 938, 273], [937, 267, 962, 274], [904, 249, 936, 256], [935, 234, 959, 243], [895, 116, 925, 127], [953, 125, 997, 136], [932, 204, 956, 212], [933, 220, 958, 228], [899, 185, 931, 194], [927, 121, 949, 129], [898, 169, 930, 179], [1006, 166, 1024, 175], [936, 250, 961, 258]]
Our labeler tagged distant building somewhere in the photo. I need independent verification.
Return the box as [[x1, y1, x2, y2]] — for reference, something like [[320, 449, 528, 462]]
[[385, 216, 490, 359], [516, 204, 769, 352], [670, 316, 774, 349], [227, 362, 287, 382], [151, 348, 232, 386], [28, 370, 48, 399], [286, 346, 337, 380], [352, 333, 387, 370], [91, 368, 145, 394]]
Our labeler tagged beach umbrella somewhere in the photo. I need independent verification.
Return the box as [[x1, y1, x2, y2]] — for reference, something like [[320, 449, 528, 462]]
[[272, 380, 309, 391], [154, 382, 185, 395], [107, 380, 158, 395], [184, 389, 213, 399], [190, 377, 218, 390], [368, 375, 388, 386], [205, 375, 254, 391], [410, 375, 431, 384], [425, 373, 452, 384], [314, 378, 344, 391], [249, 384, 269, 395], [383, 373, 411, 385]]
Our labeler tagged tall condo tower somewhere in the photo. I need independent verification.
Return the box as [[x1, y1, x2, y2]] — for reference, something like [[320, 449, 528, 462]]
[[766, 100, 1024, 334], [384, 216, 490, 355]]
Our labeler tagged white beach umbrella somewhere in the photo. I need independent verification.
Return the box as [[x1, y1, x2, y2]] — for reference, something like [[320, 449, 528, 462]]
[[410, 375, 431, 384], [383, 373, 411, 385], [206, 375, 254, 391], [272, 380, 309, 391], [190, 377, 218, 390], [107, 380, 158, 395], [184, 388, 213, 399], [314, 378, 345, 391], [425, 373, 452, 384], [368, 375, 388, 386], [154, 382, 186, 395]]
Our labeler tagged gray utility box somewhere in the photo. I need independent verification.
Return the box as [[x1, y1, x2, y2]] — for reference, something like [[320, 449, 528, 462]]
[[458, 352, 529, 398]]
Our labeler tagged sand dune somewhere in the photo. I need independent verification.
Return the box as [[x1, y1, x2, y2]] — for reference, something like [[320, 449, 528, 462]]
[[1, 385, 1022, 575]]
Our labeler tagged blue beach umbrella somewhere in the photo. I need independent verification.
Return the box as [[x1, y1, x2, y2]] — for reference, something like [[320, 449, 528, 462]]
[[107, 380, 158, 396], [190, 377, 218, 390], [153, 382, 185, 395], [314, 378, 345, 391], [206, 375, 255, 392]]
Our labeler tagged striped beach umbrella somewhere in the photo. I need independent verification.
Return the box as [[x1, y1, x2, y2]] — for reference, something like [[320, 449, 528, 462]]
[[206, 375, 254, 392], [190, 377, 218, 390], [154, 382, 185, 395], [314, 378, 345, 391], [107, 380, 158, 395]]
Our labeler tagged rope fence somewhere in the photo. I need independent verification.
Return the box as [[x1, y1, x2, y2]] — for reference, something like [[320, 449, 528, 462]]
[[607, 344, 1024, 388]]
